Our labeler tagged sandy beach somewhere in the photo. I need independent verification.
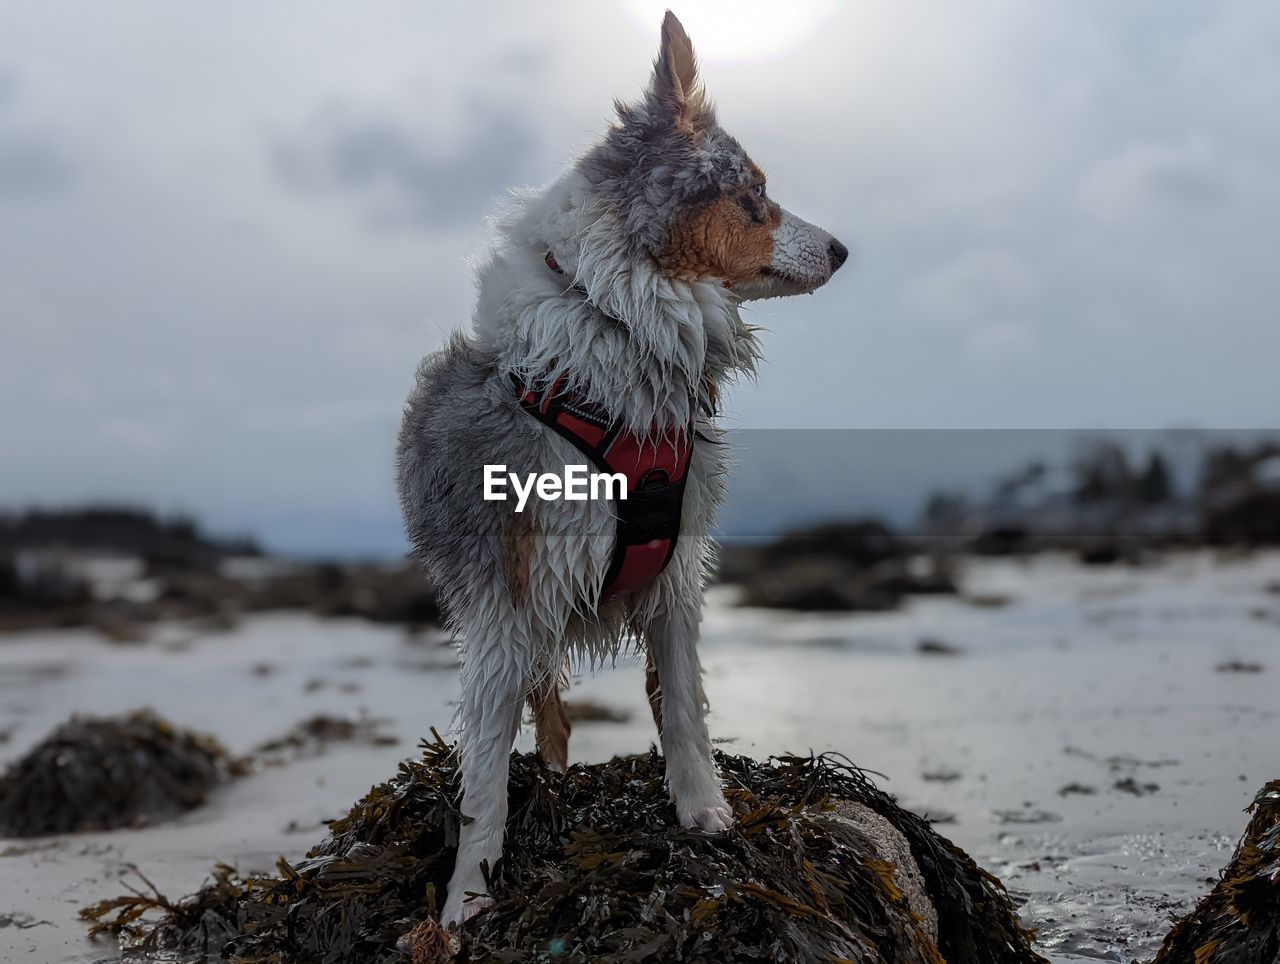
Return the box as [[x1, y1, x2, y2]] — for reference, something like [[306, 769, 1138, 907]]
[[1, 549, 1277, 962]]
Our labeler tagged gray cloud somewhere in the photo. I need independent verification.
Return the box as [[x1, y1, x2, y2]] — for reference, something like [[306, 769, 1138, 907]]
[[273, 99, 544, 229], [1, 2, 1279, 555], [908, 248, 1039, 324], [0, 68, 71, 194], [0, 135, 70, 193]]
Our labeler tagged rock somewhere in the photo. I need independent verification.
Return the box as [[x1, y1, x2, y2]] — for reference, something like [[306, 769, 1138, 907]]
[[829, 800, 939, 944], [0, 552, 95, 632], [246, 560, 440, 625], [727, 521, 957, 612], [1112, 777, 1159, 797], [255, 713, 398, 757], [155, 571, 251, 619], [1078, 541, 1125, 566], [310, 562, 440, 625], [868, 556, 959, 597], [88, 611, 148, 644], [0, 552, 443, 633], [765, 520, 899, 566], [0, 710, 245, 836], [738, 560, 900, 612], [81, 738, 1045, 963], [917, 638, 965, 657], [711, 542, 767, 584], [1057, 783, 1097, 797], [964, 593, 1014, 609], [922, 769, 962, 783], [972, 525, 1031, 557], [561, 700, 630, 723], [739, 556, 956, 613], [1153, 780, 1280, 963], [1203, 491, 1280, 546]]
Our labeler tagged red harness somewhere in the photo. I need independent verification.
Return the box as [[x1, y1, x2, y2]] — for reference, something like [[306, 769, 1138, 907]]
[[512, 251, 693, 599], [512, 374, 692, 600]]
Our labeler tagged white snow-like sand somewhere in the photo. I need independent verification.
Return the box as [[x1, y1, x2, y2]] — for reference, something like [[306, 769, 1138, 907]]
[[1, 549, 1277, 962]]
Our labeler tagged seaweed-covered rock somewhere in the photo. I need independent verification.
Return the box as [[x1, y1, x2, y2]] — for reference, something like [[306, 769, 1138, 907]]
[[310, 561, 441, 625], [1152, 780, 1280, 964], [0, 710, 244, 836], [0, 552, 441, 635], [255, 713, 399, 757], [738, 560, 901, 612], [82, 736, 1043, 963], [722, 520, 957, 612], [738, 557, 956, 613], [766, 520, 899, 566], [1203, 492, 1280, 546]]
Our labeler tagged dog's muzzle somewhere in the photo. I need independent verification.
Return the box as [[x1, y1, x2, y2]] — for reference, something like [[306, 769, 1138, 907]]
[[735, 208, 847, 301]]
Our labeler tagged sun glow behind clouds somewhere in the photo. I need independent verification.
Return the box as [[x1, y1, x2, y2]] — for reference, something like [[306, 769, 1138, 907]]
[[623, 0, 839, 61]]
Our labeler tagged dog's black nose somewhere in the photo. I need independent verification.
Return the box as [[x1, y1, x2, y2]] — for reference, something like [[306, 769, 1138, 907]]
[[828, 239, 849, 272]]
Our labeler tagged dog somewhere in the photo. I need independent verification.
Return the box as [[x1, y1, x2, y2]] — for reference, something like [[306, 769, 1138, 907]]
[[396, 10, 846, 927]]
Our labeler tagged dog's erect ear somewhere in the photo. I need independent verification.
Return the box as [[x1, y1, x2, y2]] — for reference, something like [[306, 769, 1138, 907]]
[[649, 11, 712, 135], [657, 11, 698, 103]]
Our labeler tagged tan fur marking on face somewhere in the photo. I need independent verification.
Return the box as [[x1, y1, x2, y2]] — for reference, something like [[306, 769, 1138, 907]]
[[657, 192, 781, 285]]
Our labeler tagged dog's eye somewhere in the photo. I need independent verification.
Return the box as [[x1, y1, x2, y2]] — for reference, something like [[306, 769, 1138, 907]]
[[753, 183, 766, 198]]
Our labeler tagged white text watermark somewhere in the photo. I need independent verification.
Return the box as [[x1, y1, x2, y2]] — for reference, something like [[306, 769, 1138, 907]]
[[483, 464, 627, 513]]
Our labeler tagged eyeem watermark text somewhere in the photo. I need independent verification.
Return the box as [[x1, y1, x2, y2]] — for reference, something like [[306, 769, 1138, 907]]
[[483, 464, 627, 513]]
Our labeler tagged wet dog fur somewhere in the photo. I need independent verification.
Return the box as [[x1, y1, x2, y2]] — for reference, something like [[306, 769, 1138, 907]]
[[396, 11, 846, 927]]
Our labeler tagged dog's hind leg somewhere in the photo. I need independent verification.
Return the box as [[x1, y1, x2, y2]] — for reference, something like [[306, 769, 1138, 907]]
[[528, 661, 571, 771], [644, 652, 663, 734], [640, 558, 731, 833], [442, 612, 530, 928]]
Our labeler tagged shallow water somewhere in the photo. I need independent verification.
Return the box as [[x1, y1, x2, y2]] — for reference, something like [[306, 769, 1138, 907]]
[[1, 550, 1277, 962]]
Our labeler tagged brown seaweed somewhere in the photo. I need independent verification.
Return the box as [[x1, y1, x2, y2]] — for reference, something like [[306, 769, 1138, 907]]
[[0, 709, 246, 837], [1152, 780, 1280, 964], [82, 734, 1043, 963], [255, 713, 399, 757]]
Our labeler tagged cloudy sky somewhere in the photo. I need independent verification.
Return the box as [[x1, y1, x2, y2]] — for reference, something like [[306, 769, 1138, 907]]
[[2, 2, 1278, 554]]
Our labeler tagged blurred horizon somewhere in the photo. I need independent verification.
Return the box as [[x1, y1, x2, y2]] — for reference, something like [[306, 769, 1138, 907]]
[[5, 427, 1279, 559], [3, 2, 1279, 557]]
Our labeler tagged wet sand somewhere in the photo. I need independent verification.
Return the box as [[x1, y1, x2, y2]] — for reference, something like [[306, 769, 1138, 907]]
[[2, 550, 1277, 962]]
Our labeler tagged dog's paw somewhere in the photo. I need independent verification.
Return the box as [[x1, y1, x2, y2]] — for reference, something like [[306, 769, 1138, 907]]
[[440, 891, 494, 929], [677, 796, 733, 833]]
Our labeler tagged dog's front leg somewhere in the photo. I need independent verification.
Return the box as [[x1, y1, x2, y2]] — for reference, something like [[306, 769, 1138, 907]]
[[442, 631, 527, 928], [645, 597, 732, 832]]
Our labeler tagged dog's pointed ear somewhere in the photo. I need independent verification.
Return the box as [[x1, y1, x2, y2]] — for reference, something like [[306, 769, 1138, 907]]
[[649, 11, 713, 136]]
